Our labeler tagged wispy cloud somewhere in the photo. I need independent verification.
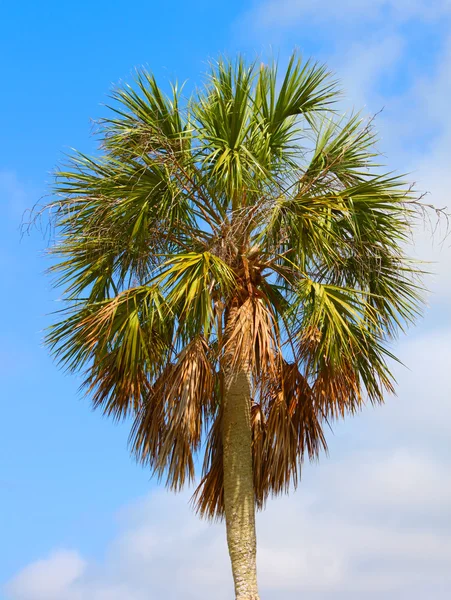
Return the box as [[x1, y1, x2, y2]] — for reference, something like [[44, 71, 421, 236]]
[[248, 0, 451, 30], [5, 551, 86, 600]]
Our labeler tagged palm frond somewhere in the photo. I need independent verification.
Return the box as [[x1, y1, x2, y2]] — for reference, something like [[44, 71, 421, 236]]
[[258, 360, 326, 499], [223, 294, 280, 382], [102, 69, 191, 156], [47, 285, 171, 418], [192, 405, 224, 520], [157, 251, 237, 341], [132, 336, 216, 490], [293, 277, 397, 417]]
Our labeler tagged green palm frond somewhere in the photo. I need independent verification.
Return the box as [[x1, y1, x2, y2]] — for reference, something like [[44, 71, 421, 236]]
[[47, 285, 171, 417], [156, 251, 237, 340], [102, 70, 191, 155], [293, 277, 397, 416], [301, 112, 378, 187]]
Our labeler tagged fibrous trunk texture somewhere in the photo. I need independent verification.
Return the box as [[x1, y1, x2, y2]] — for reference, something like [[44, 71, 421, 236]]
[[222, 365, 260, 600]]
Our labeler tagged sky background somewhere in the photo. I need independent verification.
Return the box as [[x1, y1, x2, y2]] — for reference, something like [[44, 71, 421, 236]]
[[1, 1, 450, 598]]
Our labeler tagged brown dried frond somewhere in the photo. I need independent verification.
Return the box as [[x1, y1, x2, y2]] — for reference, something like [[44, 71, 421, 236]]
[[131, 336, 216, 491], [312, 365, 363, 419], [299, 321, 394, 420], [192, 407, 224, 520], [250, 401, 267, 508], [311, 359, 395, 420], [86, 350, 152, 418], [224, 295, 281, 383], [193, 359, 327, 520], [257, 360, 327, 502]]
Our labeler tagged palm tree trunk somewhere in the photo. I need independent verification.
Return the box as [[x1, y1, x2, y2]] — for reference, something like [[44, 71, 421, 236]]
[[222, 365, 260, 600]]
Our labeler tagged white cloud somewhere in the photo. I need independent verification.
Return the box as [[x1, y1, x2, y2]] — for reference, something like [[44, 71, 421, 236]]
[[5, 551, 86, 600], [376, 332, 451, 438], [334, 35, 404, 110], [249, 0, 451, 30], [4, 330, 451, 600], [5, 493, 230, 600]]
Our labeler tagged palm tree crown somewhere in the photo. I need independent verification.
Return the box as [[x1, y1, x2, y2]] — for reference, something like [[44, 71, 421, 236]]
[[46, 54, 422, 521]]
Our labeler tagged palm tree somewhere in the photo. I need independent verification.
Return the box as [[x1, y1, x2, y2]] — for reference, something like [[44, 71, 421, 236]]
[[45, 53, 423, 599]]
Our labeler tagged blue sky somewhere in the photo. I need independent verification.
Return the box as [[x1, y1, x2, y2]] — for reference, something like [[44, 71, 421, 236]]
[[1, 1, 451, 599]]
